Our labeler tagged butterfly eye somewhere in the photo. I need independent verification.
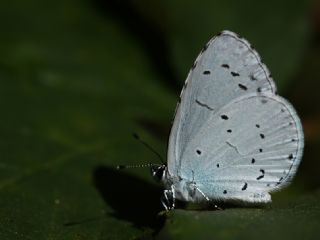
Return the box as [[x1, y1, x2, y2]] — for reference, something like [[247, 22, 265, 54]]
[[151, 165, 166, 182]]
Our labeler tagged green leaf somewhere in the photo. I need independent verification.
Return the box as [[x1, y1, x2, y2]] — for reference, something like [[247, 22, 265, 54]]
[[157, 190, 320, 240], [0, 0, 172, 239], [0, 0, 314, 239]]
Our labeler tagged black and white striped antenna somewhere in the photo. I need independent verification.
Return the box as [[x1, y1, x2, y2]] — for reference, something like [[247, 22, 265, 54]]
[[116, 133, 165, 170]]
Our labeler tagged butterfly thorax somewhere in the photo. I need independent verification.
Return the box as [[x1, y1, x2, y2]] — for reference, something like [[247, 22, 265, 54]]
[[162, 169, 205, 202]]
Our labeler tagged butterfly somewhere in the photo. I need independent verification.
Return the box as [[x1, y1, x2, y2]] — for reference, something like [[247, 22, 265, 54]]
[[151, 30, 304, 210]]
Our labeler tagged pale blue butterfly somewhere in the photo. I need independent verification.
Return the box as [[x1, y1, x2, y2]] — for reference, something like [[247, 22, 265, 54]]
[[151, 30, 304, 210]]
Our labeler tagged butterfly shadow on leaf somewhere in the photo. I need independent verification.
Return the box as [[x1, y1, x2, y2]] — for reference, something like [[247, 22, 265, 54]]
[[92, 165, 165, 232]]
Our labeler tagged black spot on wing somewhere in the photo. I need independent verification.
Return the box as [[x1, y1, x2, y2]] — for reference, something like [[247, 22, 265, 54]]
[[221, 64, 230, 69], [251, 158, 255, 164], [288, 154, 294, 160], [203, 70, 211, 75], [196, 149, 202, 155], [256, 175, 264, 180], [216, 163, 220, 168], [257, 169, 265, 180], [231, 71, 240, 77], [221, 115, 229, 120], [223, 190, 227, 194], [241, 183, 248, 191], [257, 87, 262, 93], [238, 84, 248, 91], [256, 124, 260, 128], [260, 133, 265, 139], [227, 129, 232, 133], [259, 148, 263, 153]]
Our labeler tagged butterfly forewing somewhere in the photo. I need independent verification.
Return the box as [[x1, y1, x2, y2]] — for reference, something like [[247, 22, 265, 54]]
[[168, 31, 276, 176]]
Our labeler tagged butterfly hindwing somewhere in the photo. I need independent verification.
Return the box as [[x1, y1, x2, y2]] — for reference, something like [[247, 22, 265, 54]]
[[179, 93, 304, 203]]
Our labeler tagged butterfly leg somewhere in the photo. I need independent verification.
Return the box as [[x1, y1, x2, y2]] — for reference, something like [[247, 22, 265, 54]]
[[161, 185, 175, 211]]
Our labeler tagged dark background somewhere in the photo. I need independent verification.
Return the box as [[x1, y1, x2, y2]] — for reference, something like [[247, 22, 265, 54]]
[[0, 0, 319, 239]]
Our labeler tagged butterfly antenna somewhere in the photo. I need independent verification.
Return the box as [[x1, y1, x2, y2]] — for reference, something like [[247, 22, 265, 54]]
[[116, 163, 156, 170], [116, 133, 165, 170], [132, 133, 165, 164]]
